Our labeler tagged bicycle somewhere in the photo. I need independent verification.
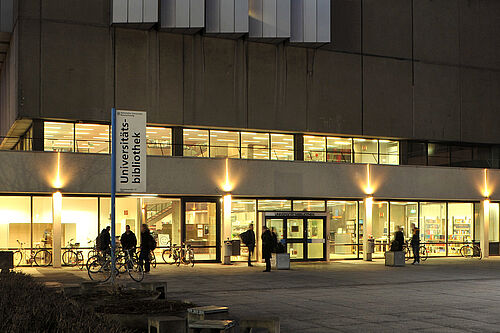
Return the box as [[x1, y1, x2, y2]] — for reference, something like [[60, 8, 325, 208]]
[[162, 243, 180, 265], [404, 241, 428, 262], [137, 249, 157, 268], [62, 239, 85, 270], [460, 242, 482, 259], [87, 248, 144, 282], [176, 243, 195, 267], [87, 239, 98, 259], [13, 240, 52, 267]]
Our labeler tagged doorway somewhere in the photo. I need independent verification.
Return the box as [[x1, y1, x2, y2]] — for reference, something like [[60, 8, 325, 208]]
[[264, 212, 326, 261]]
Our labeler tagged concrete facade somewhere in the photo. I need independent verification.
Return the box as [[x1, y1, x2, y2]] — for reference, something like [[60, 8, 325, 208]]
[[1, 0, 497, 144]]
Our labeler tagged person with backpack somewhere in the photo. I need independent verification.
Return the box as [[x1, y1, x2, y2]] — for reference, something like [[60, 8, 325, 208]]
[[98, 226, 111, 256], [139, 224, 156, 273], [240, 224, 256, 267]]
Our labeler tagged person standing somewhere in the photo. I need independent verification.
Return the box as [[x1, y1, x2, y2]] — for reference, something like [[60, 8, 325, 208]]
[[262, 226, 273, 272], [240, 224, 256, 267], [139, 224, 154, 273], [270, 227, 278, 253], [394, 226, 404, 251], [411, 228, 420, 265], [98, 226, 111, 256], [121, 225, 137, 255]]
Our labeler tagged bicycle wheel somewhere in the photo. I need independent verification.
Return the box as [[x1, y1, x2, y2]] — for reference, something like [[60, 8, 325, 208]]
[[128, 257, 144, 282], [87, 255, 111, 282], [62, 250, 78, 266], [34, 249, 52, 267], [188, 248, 195, 267], [475, 246, 482, 260], [13, 250, 23, 267], [150, 251, 157, 268], [87, 250, 97, 259], [116, 253, 127, 274], [420, 246, 428, 262], [76, 252, 85, 270], [404, 247, 411, 261], [460, 245, 473, 258], [162, 249, 175, 265]]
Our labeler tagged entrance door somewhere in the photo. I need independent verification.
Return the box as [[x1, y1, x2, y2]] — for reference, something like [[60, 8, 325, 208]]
[[183, 200, 220, 262], [265, 214, 326, 261]]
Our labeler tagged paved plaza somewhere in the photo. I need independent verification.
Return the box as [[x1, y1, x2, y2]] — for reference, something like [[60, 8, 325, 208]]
[[23, 258, 500, 332]]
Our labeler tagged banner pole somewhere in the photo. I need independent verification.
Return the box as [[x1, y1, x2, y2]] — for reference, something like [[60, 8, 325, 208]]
[[111, 108, 117, 283]]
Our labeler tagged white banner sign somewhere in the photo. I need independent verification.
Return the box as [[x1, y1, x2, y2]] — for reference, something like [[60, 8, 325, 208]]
[[116, 110, 147, 193]]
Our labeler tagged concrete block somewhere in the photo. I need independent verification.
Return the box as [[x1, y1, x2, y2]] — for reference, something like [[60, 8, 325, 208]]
[[189, 320, 237, 333], [385, 251, 405, 267], [239, 317, 280, 333], [0, 251, 13, 272], [271, 253, 290, 270], [141, 281, 168, 299], [148, 316, 186, 333], [187, 306, 229, 322]]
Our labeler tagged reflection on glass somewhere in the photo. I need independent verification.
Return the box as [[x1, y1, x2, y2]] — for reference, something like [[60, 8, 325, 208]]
[[33, 197, 53, 249], [44, 122, 74, 152], [75, 123, 109, 154], [304, 136, 326, 162], [490, 203, 499, 242], [379, 140, 399, 165], [147, 127, 172, 156], [271, 134, 294, 161], [185, 202, 217, 260], [257, 200, 292, 211], [428, 143, 449, 166], [420, 202, 447, 256], [354, 139, 378, 164], [327, 137, 352, 163], [293, 200, 325, 212], [287, 243, 303, 259], [328, 201, 358, 259], [183, 129, 209, 157], [241, 132, 269, 160], [390, 202, 417, 239], [0, 196, 31, 249], [210, 130, 240, 158]]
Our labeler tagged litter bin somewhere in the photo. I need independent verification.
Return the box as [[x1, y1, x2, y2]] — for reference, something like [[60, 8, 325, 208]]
[[223, 240, 232, 265], [231, 239, 241, 256], [364, 238, 375, 261]]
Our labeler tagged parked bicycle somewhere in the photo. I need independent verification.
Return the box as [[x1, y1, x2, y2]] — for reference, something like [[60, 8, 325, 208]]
[[460, 242, 482, 259], [162, 243, 180, 265], [13, 240, 52, 267], [136, 249, 157, 268], [87, 239, 98, 259], [62, 239, 85, 269], [87, 248, 144, 282], [404, 241, 428, 262], [176, 243, 195, 267]]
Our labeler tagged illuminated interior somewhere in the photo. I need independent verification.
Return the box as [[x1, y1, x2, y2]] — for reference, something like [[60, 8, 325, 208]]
[[146, 127, 172, 156], [354, 139, 378, 164], [270, 134, 294, 160], [75, 123, 109, 154], [44, 122, 74, 152], [183, 128, 209, 157], [210, 130, 240, 158], [241, 132, 269, 160]]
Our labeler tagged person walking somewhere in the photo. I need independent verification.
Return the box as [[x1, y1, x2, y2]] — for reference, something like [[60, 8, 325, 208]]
[[240, 224, 256, 267], [121, 225, 137, 257], [262, 226, 273, 272], [411, 228, 420, 265], [139, 224, 154, 273]]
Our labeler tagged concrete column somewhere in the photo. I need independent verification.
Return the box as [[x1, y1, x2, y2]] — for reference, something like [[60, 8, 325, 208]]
[[222, 194, 232, 241], [363, 196, 373, 261], [52, 192, 62, 268], [481, 200, 490, 259]]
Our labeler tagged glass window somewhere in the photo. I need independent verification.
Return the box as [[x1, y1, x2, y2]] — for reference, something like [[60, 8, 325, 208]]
[[257, 199, 292, 211], [100, 197, 140, 240], [450, 145, 473, 167], [293, 200, 325, 212], [419, 202, 446, 256], [241, 132, 269, 160], [231, 200, 256, 240], [372, 201, 389, 257], [33, 197, 53, 249], [210, 130, 240, 158], [390, 202, 417, 239], [75, 123, 110, 154], [183, 129, 209, 157], [271, 134, 294, 161], [304, 135, 326, 162], [379, 140, 399, 165], [490, 203, 499, 242], [307, 218, 325, 259], [447, 203, 473, 255], [428, 143, 449, 166], [44, 122, 74, 152], [185, 202, 217, 260], [146, 127, 172, 156], [472, 146, 492, 168], [0, 196, 31, 249], [143, 198, 181, 251], [61, 197, 98, 257], [358, 201, 364, 251], [327, 201, 358, 259], [354, 139, 378, 164], [407, 142, 427, 166], [327, 137, 352, 163]]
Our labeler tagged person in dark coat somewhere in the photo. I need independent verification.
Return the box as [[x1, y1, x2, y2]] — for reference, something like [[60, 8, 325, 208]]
[[261, 226, 273, 272], [99, 226, 111, 255], [121, 225, 137, 254], [394, 226, 405, 251], [139, 224, 153, 273], [271, 227, 278, 253], [411, 228, 420, 265], [240, 224, 256, 267]]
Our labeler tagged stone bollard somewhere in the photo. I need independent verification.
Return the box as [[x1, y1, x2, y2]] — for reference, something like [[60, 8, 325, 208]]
[[148, 316, 186, 333], [239, 317, 280, 333], [141, 281, 168, 300], [188, 320, 237, 333], [187, 306, 229, 322]]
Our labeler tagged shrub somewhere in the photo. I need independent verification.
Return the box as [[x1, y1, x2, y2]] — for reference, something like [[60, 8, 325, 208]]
[[0, 272, 131, 333]]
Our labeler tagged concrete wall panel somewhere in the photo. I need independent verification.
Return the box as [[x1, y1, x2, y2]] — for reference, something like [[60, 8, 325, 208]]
[[283, 47, 307, 132], [43, 0, 110, 26], [413, 63, 460, 142], [308, 51, 362, 135], [363, 0, 412, 58], [363, 56, 413, 138], [41, 22, 112, 121], [322, 0, 361, 53]]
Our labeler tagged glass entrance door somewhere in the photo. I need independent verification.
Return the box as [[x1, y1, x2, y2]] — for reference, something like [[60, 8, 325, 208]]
[[184, 200, 220, 261], [307, 218, 325, 259]]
